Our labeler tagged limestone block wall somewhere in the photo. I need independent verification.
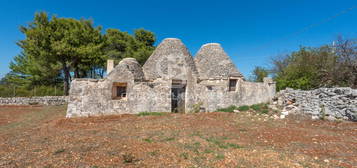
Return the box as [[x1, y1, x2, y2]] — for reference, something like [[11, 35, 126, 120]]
[[131, 79, 171, 113], [66, 75, 137, 117], [66, 78, 172, 117], [237, 78, 276, 106], [276, 87, 357, 121], [195, 78, 276, 112], [66, 79, 111, 117], [0, 96, 68, 105]]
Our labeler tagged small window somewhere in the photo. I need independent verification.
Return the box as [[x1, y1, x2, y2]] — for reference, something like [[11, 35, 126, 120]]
[[229, 79, 237, 91], [112, 82, 127, 99], [207, 86, 213, 90]]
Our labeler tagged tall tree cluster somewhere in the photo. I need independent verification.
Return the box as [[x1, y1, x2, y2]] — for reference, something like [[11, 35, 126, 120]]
[[2, 12, 156, 96], [104, 28, 155, 65], [269, 37, 357, 91]]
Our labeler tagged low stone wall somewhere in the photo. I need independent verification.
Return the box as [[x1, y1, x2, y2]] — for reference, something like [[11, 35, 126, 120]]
[[276, 88, 357, 121], [0, 96, 68, 106]]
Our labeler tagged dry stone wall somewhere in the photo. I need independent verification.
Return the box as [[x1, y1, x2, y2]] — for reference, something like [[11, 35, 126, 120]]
[[276, 88, 357, 121], [0, 96, 68, 105]]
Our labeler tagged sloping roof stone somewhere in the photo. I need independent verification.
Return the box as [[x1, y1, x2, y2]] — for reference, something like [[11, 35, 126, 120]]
[[143, 38, 198, 80], [108, 58, 145, 80], [194, 43, 242, 79]]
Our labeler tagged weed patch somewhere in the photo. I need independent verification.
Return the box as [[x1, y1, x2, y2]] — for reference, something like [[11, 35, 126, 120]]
[[143, 138, 154, 143], [250, 103, 270, 114], [163, 137, 175, 141], [205, 137, 243, 149], [122, 153, 136, 163], [148, 150, 159, 156], [53, 148, 65, 155], [137, 112, 167, 116], [204, 149, 214, 153], [238, 105, 250, 111], [227, 143, 243, 149], [180, 152, 189, 159], [215, 153, 225, 160], [216, 105, 237, 112]]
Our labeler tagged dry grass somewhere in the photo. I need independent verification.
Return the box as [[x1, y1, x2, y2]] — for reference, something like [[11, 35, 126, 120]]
[[0, 105, 356, 167]]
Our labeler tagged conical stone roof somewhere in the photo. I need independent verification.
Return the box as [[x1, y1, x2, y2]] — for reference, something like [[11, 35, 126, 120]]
[[108, 58, 145, 80], [143, 38, 198, 80], [194, 43, 242, 79]]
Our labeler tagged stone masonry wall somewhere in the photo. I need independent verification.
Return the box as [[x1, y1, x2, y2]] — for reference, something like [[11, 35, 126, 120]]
[[195, 78, 276, 112], [0, 96, 68, 106], [276, 88, 357, 121]]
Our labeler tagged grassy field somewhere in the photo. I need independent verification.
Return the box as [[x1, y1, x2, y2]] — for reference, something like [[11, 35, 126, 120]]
[[0, 105, 356, 167]]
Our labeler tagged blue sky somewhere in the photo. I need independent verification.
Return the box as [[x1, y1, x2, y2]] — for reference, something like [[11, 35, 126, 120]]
[[0, 0, 356, 78]]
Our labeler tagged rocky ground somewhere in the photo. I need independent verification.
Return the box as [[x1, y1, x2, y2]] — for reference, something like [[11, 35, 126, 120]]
[[0, 105, 356, 167]]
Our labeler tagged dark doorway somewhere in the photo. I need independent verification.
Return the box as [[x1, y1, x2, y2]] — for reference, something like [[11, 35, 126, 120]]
[[229, 79, 237, 91], [171, 80, 186, 113]]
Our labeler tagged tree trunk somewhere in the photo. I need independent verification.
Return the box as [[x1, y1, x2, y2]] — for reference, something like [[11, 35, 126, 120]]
[[62, 63, 70, 95], [74, 66, 80, 78], [81, 69, 87, 78]]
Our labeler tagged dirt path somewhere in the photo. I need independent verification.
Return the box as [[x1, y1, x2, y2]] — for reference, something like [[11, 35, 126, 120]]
[[0, 106, 356, 167]]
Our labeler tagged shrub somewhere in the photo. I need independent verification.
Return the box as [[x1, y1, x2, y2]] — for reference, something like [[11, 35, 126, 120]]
[[216, 105, 237, 112], [237, 105, 250, 111], [190, 102, 203, 113], [250, 104, 262, 111], [249, 103, 270, 114], [261, 109, 269, 114]]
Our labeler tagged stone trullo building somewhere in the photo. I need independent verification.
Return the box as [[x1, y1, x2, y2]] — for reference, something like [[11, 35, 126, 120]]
[[66, 38, 276, 117]]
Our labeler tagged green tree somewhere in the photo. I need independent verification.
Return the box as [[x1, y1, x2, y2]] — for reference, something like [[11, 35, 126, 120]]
[[103, 28, 155, 65], [272, 46, 339, 90], [5, 12, 156, 97], [134, 28, 156, 46], [251, 66, 269, 82], [13, 12, 104, 95]]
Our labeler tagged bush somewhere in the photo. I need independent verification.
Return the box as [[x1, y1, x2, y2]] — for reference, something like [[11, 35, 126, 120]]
[[250, 103, 270, 114], [250, 104, 262, 111], [190, 102, 203, 113], [216, 105, 237, 112], [237, 105, 250, 111], [261, 109, 269, 114]]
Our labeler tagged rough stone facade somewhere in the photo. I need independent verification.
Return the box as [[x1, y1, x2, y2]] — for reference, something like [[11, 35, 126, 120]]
[[0, 96, 68, 106], [276, 88, 357, 121], [66, 38, 276, 117]]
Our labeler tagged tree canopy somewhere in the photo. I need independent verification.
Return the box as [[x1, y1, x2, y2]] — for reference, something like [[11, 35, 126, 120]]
[[2, 12, 156, 96], [250, 66, 269, 82], [270, 37, 357, 91], [103, 28, 155, 65]]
